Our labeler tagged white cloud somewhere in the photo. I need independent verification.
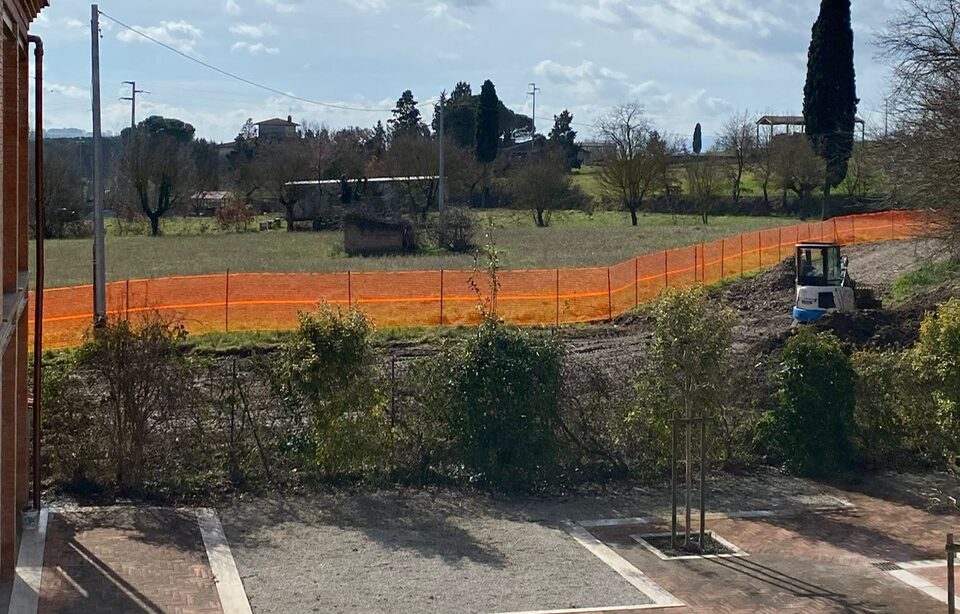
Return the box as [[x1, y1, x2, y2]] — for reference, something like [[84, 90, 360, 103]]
[[426, 3, 473, 30], [341, 0, 389, 11], [534, 60, 629, 98], [47, 83, 89, 99], [231, 41, 280, 55], [259, 0, 302, 13], [225, 0, 242, 15], [229, 22, 278, 38], [116, 21, 203, 54]]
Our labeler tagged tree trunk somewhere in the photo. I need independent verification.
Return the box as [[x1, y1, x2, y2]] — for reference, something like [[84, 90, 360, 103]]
[[149, 213, 160, 236], [630, 207, 638, 227], [821, 182, 832, 220], [283, 202, 295, 232], [536, 209, 546, 228]]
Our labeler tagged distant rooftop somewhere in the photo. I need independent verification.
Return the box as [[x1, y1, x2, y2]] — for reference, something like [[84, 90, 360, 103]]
[[256, 116, 299, 127]]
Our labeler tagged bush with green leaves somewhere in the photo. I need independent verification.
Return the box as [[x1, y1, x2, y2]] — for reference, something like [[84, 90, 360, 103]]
[[627, 286, 734, 474], [852, 350, 906, 467], [768, 328, 855, 477], [902, 298, 960, 464], [278, 305, 389, 479], [415, 319, 564, 491]]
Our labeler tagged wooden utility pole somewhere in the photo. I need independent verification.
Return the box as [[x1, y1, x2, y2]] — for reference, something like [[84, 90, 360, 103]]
[[91, 4, 107, 325]]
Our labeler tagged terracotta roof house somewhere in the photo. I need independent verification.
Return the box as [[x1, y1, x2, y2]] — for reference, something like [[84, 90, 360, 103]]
[[256, 115, 300, 140]]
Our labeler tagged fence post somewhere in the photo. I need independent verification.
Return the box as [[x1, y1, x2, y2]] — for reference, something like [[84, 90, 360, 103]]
[[607, 268, 613, 320], [740, 234, 744, 278], [556, 268, 560, 326], [664, 250, 669, 288], [891, 211, 896, 241], [125, 279, 130, 321], [347, 271, 352, 308], [758, 231, 763, 268], [439, 269, 444, 326], [721, 239, 725, 280], [852, 216, 857, 245], [693, 245, 698, 283], [778, 228, 783, 261], [949, 533, 956, 614], [635, 257, 639, 308], [225, 269, 230, 333]]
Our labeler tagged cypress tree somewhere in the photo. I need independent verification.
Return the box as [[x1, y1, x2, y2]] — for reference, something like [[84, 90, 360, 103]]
[[693, 123, 702, 155], [803, 0, 858, 219], [476, 80, 500, 207], [476, 80, 500, 164]]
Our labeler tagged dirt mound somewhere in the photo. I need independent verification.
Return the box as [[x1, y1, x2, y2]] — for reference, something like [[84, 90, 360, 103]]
[[815, 281, 959, 349]]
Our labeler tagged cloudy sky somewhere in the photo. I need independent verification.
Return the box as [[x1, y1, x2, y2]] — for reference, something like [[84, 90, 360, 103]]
[[31, 0, 902, 144]]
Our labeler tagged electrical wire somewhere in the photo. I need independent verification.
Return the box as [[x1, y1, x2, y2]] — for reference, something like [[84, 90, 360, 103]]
[[97, 9, 405, 114]]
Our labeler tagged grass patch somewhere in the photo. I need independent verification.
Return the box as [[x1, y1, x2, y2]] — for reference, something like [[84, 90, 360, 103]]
[[34, 211, 801, 288], [891, 260, 960, 303]]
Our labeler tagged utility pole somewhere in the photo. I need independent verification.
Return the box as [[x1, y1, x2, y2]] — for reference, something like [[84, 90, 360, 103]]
[[121, 80, 148, 129], [438, 90, 446, 239], [91, 4, 106, 325], [528, 82, 540, 134]]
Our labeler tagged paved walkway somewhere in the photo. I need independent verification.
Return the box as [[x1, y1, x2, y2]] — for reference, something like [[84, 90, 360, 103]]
[[6, 507, 249, 614]]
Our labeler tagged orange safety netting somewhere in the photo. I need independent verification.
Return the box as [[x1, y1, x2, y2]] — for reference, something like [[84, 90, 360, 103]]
[[28, 210, 930, 349]]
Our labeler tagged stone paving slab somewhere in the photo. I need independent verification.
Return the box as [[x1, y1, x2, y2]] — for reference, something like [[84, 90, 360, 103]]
[[582, 490, 960, 613], [37, 507, 223, 614]]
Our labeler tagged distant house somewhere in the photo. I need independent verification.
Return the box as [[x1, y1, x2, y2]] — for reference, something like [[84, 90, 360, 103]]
[[578, 141, 608, 166], [192, 191, 231, 216], [256, 115, 300, 140]]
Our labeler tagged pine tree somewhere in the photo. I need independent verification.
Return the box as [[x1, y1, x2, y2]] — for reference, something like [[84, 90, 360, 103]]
[[389, 90, 427, 140], [548, 109, 580, 170], [693, 123, 703, 155], [803, 0, 858, 219]]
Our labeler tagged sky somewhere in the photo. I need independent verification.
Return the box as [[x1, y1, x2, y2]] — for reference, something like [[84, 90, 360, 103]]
[[30, 0, 903, 145]]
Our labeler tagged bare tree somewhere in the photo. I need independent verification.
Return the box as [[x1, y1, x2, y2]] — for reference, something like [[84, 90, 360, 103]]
[[40, 141, 88, 239], [753, 129, 775, 209], [595, 103, 670, 226], [876, 0, 960, 251], [256, 138, 313, 231], [771, 135, 826, 216], [510, 149, 588, 227], [686, 156, 724, 224], [717, 110, 756, 204], [383, 134, 439, 223]]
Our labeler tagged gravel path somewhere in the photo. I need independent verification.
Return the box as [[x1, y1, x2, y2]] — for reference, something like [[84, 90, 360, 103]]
[[220, 468, 860, 614]]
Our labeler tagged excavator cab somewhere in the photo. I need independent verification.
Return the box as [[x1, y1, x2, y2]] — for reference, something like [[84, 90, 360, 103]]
[[793, 243, 857, 323]]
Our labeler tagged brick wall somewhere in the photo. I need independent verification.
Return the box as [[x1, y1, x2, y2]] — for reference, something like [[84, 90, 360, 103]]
[[0, 0, 48, 582]]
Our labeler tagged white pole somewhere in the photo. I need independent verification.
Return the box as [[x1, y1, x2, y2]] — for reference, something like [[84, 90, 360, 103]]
[[91, 4, 106, 325]]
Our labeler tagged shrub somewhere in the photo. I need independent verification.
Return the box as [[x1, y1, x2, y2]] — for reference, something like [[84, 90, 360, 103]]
[[436, 207, 477, 252], [627, 287, 735, 474], [75, 317, 194, 491], [416, 319, 564, 491], [768, 328, 856, 477], [279, 305, 389, 479], [903, 298, 960, 464], [216, 201, 256, 232], [852, 350, 906, 467]]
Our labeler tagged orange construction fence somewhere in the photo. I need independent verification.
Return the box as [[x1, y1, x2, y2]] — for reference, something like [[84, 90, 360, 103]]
[[29, 210, 929, 349]]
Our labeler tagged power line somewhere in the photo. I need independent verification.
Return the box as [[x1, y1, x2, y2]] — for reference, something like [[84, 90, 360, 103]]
[[97, 9, 406, 114]]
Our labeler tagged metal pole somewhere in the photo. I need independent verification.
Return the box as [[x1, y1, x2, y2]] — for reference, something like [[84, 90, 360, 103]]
[[664, 250, 669, 288], [29, 35, 45, 514], [555, 268, 560, 326], [439, 269, 444, 326], [634, 257, 639, 307], [528, 83, 540, 134], [607, 268, 612, 320], [121, 81, 148, 130], [949, 533, 956, 614], [91, 5, 107, 325], [721, 239, 726, 279], [225, 270, 230, 333]]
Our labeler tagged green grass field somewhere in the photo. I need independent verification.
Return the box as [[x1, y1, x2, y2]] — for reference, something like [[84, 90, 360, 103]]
[[32, 210, 801, 288]]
